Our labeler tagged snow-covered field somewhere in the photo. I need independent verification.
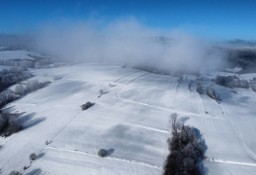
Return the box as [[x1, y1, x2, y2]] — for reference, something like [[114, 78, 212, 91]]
[[0, 50, 256, 175]]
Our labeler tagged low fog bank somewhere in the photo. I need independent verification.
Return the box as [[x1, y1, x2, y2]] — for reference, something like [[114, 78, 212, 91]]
[[0, 34, 35, 50], [36, 19, 226, 73]]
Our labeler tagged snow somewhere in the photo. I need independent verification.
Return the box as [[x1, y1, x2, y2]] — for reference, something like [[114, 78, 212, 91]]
[[240, 73, 256, 81], [0, 61, 256, 174]]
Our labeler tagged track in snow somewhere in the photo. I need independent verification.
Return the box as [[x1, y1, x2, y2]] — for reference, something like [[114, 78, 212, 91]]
[[114, 73, 225, 120], [217, 103, 256, 162], [115, 86, 225, 119], [206, 157, 256, 168], [114, 94, 225, 120], [124, 123, 170, 134], [46, 146, 163, 170]]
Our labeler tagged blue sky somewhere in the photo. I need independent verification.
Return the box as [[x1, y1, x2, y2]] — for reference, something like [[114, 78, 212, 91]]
[[0, 0, 256, 40]]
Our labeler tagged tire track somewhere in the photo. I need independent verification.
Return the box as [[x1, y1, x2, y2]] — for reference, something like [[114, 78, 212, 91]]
[[124, 123, 170, 134], [206, 157, 256, 168], [114, 73, 225, 120], [199, 90, 256, 162], [46, 146, 162, 170], [114, 71, 147, 83], [114, 93, 225, 120], [217, 103, 256, 161]]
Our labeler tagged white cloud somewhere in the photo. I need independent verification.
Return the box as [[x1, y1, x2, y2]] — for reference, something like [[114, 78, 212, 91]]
[[36, 18, 225, 73]]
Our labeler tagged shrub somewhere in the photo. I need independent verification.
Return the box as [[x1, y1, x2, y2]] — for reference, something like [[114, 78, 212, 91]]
[[23, 165, 30, 170], [98, 89, 108, 98], [2, 118, 22, 137], [98, 149, 107, 157], [30, 153, 37, 161], [8, 171, 22, 175], [45, 140, 52, 145], [81, 102, 95, 110]]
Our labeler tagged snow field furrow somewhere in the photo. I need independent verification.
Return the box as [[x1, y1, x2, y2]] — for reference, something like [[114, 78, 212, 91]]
[[206, 158, 256, 167], [46, 146, 163, 170]]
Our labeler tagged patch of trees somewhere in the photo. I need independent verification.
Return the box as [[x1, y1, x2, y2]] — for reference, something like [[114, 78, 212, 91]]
[[0, 56, 52, 69], [0, 80, 50, 109], [196, 82, 221, 103], [0, 59, 35, 68], [196, 83, 204, 95], [163, 114, 207, 175], [8, 171, 22, 175], [206, 87, 221, 103], [0, 68, 33, 92], [0, 78, 50, 136], [226, 48, 256, 73], [0, 89, 16, 109], [0, 111, 22, 137], [14, 80, 50, 96], [215, 75, 249, 89]]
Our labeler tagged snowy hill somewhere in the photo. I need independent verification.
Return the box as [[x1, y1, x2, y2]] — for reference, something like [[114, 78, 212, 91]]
[[0, 50, 256, 175]]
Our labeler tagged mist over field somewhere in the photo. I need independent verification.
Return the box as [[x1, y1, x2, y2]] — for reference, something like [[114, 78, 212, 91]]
[[2, 1, 256, 174], [36, 19, 226, 73]]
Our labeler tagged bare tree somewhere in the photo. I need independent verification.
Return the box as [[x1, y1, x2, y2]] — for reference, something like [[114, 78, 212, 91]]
[[164, 114, 207, 175], [170, 113, 178, 134]]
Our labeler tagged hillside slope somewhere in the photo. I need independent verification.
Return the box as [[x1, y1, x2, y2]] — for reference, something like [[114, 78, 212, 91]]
[[0, 61, 256, 174]]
